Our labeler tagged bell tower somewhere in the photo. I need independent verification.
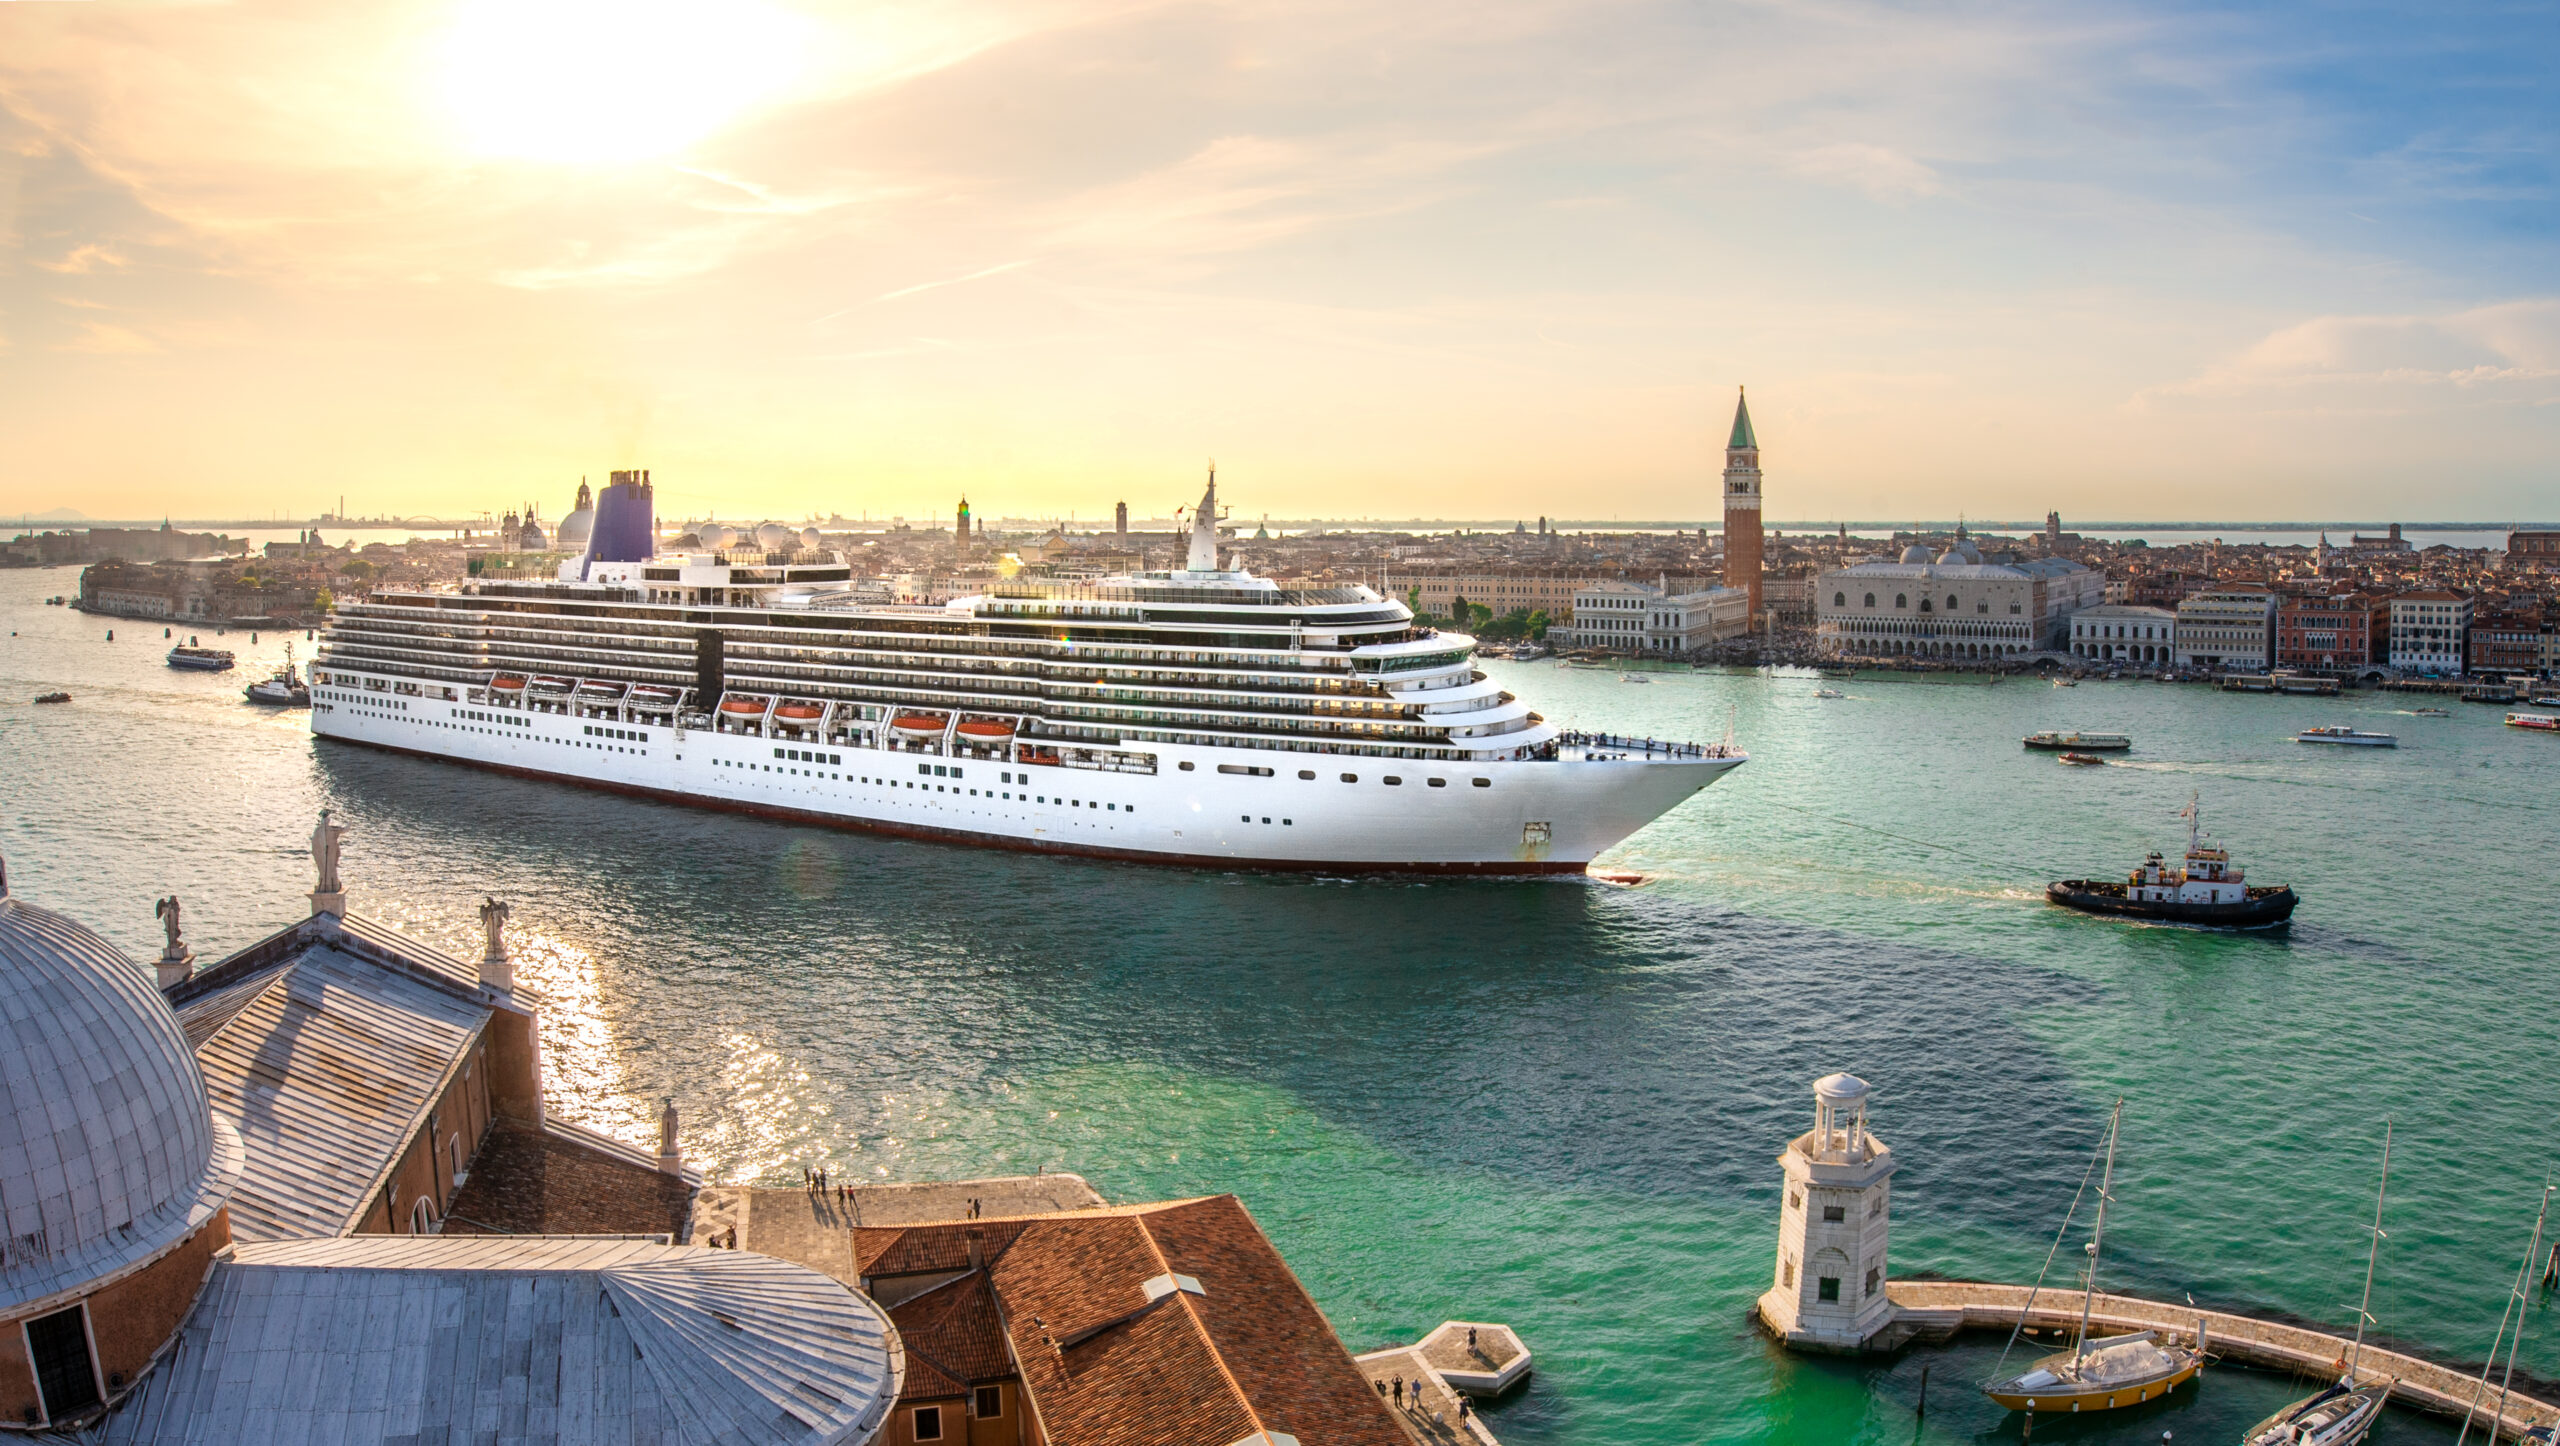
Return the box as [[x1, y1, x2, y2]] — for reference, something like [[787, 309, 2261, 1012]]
[[1722, 387, 1763, 616], [1756, 1072, 1897, 1350]]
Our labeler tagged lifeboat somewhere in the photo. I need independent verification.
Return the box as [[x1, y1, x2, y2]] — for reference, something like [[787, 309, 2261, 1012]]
[[630, 684, 681, 703], [720, 695, 771, 716], [530, 675, 575, 694], [576, 680, 625, 699], [890, 713, 948, 739], [490, 675, 527, 693], [956, 719, 1016, 742], [774, 700, 826, 722]]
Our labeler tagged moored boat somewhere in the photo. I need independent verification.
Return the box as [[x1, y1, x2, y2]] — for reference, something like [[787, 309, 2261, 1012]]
[[2245, 1125, 2395, 1446], [2057, 752, 2106, 766], [2048, 792, 2296, 928], [2296, 726, 2395, 747], [1982, 1102, 2206, 1416], [2025, 730, 2130, 751], [2507, 713, 2559, 732], [34, 691, 70, 704]]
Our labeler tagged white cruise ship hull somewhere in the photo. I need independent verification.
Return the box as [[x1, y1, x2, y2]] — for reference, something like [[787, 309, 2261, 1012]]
[[309, 690, 1739, 873]]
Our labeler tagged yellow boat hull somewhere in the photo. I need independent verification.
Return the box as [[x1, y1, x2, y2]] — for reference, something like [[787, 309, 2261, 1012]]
[[1985, 1356, 2202, 1414]]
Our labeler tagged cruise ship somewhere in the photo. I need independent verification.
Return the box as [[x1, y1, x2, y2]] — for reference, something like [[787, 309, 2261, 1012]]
[[309, 474, 1745, 872]]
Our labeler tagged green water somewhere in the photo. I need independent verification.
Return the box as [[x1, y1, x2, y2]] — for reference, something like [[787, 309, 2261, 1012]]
[[5, 571, 2557, 1443]]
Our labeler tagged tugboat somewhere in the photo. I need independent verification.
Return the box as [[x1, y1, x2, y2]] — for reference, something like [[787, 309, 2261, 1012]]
[[244, 644, 311, 707], [2025, 730, 2130, 751], [2047, 792, 2297, 928], [166, 641, 236, 671], [33, 692, 71, 704]]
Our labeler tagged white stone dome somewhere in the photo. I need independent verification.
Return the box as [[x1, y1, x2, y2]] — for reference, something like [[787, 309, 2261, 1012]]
[[0, 884, 240, 1314], [555, 505, 595, 552], [1938, 541, 1981, 565], [1899, 544, 1932, 564], [1813, 1072, 1870, 1105]]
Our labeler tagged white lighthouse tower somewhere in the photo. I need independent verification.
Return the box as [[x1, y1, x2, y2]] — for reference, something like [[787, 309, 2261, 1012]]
[[1756, 1072, 1897, 1350]]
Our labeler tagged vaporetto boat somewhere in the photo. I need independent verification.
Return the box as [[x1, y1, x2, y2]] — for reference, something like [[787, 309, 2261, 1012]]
[[308, 473, 1745, 873]]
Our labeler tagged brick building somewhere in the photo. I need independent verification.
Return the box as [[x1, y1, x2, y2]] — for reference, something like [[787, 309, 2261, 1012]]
[[2275, 594, 2389, 674]]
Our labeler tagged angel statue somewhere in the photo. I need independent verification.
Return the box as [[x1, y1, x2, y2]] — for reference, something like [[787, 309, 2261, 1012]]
[[310, 809, 348, 895], [155, 895, 184, 957], [478, 897, 512, 963]]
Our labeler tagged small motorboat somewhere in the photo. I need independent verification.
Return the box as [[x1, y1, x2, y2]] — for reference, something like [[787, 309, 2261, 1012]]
[[2296, 726, 2395, 747], [2052, 677, 2077, 688], [2058, 752, 2107, 766], [2405, 707, 2449, 716], [166, 644, 236, 671], [33, 691, 70, 704], [2024, 731, 2130, 751], [1813, 688, 1845, 699], [1619, 673, 1651, 684], [2533, 695, 2560, 708], [2507, 712, 2560, 732]]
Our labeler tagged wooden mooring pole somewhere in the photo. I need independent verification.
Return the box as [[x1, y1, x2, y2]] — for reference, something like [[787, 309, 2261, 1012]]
[[1917, 1365, 1928, 1420]]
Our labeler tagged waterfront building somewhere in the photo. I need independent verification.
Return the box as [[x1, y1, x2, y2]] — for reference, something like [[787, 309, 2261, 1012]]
[[2275, 593, 2389, 674], [1400, 569, 1660, 623], [1723, 388, 1764, 615], [2173, 588, 2277, 671], [2350, 523, 2413, 552], [1555, 578, 1749, 654], [0, 856, 897, 1442], [2389, 591, 2473, 675], [2069, 604, 2178, 664], [2467, 606, 2543, 676], [1815, 539, 2101, 658], [1755, 1074, 1896, 1351], [2507, 529, 2560, 569], [856, 1195, 1407, 1446]]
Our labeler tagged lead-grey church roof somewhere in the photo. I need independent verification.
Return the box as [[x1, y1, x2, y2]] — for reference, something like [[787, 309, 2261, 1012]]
[[0, 890, 241, 1315], [90, 1236, 905, 1446]]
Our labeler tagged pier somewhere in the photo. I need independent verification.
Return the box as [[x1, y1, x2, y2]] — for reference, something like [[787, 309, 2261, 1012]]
[[1880, 1281, 2560, 1438], [1354, 1322, 1529, 1445]]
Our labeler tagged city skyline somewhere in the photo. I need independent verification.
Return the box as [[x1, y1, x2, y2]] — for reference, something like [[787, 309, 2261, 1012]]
[[2, 0, 2553, 523]]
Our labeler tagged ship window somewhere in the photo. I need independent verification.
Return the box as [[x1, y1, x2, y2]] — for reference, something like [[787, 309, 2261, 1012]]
[[1283, 818, 1291, 825], [1298, 769, 1316, 780], [1383, 776, 1403, 785], [1427, 778, 1447, 787], [918, 764, 931, 775], [1341, 773, 1358, 783], [775, 747, 785, 757], [1179, 761, 1195, 771], [1472, 777, 1491, 788], [1817, 1277, 1840, 1302], [1107, 803, 1116, 811], [1242, 814, 1251, 822]]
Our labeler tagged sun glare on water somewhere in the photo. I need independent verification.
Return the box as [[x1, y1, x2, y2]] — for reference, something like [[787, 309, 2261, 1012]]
[[436, 0, 811, 164]]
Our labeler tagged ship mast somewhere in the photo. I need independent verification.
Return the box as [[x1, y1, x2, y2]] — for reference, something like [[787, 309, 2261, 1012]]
[[2074, 1099, 2123, 1365], [2182, 790, 2201, 856], [2345, 1121, 2392, 1382]]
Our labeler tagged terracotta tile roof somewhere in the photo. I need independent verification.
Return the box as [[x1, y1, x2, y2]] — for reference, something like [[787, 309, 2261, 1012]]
[[887, 1271, 1015, 1399], [858, 1196, 1406, 1446], [442, 1117, 694, 1238]]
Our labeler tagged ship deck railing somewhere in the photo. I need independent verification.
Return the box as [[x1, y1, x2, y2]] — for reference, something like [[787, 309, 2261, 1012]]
[[1554, 730, 1736, 761]]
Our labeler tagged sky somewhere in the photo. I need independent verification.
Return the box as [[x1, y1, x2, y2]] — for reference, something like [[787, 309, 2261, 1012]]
[[0, 0, 2553, 526]]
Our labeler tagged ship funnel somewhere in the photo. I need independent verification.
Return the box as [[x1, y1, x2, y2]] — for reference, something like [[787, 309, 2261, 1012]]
[[581, 470, 656, 577]]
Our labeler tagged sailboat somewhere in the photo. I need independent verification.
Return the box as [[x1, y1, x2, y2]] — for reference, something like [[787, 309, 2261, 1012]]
[[2242, 1124, 2395, 1445], [1983, 1101, 2207, 1415], [2454, 1183, 2556, 1446]]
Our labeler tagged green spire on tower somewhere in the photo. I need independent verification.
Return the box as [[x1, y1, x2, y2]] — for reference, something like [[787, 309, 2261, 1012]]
[[1728, 386, 1757, 450]]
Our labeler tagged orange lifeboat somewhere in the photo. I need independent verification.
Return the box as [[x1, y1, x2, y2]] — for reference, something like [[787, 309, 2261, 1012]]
[[890, 713, 947, 738], [774, 700, 825, 722], [956, 719, 1015, 742], [720, 695, 770, 716], [490, 674, 527, 692]]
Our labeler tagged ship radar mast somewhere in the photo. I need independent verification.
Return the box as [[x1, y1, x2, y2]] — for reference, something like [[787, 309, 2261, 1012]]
[[2181, 790, 2201, 856]]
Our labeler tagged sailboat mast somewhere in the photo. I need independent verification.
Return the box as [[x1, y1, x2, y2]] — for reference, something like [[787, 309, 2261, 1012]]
[[2346, 1122, 2392, 1381], [2075, 1100, 2123, 1363]]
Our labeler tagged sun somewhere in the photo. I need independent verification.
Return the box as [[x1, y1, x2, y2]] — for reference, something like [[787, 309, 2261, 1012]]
[[435, 0, 811, 164]]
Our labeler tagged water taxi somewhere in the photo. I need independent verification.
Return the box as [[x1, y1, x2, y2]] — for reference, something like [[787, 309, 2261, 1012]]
[[2024, 731, 2130, 751], [166, 644, 236, 672], [2057, 752, 2106, 766], [2507, 713, 2560, 732], [2296, 726, 2396, 747], [1813, 688, 1845, 699]]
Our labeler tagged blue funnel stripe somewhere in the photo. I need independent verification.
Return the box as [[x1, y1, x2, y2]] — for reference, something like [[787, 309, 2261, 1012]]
[[581, 471, 655, 578]]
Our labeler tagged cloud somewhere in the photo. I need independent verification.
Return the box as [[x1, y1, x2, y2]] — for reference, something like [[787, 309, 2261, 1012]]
[[2152, 300, 2560, 400], [1789, 143, 1947, 202]]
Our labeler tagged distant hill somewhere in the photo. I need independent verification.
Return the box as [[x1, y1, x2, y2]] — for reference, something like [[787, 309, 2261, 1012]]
[[25, 507, 88, 522]]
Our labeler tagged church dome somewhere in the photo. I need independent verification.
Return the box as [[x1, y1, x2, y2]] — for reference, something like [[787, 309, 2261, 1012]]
[[516, 519, 547, 551], [1899, 545, 1932, 564], [1938, 541, 1981, 565], [556, 506, 594, 552], [0, 882, 239, 1315]]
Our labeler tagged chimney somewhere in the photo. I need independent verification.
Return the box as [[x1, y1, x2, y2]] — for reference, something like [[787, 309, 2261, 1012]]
[[657, 1096, 683, 1174]]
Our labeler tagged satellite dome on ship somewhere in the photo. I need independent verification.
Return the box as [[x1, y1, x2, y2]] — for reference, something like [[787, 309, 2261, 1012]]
[[0, 871, 241, 1323]]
